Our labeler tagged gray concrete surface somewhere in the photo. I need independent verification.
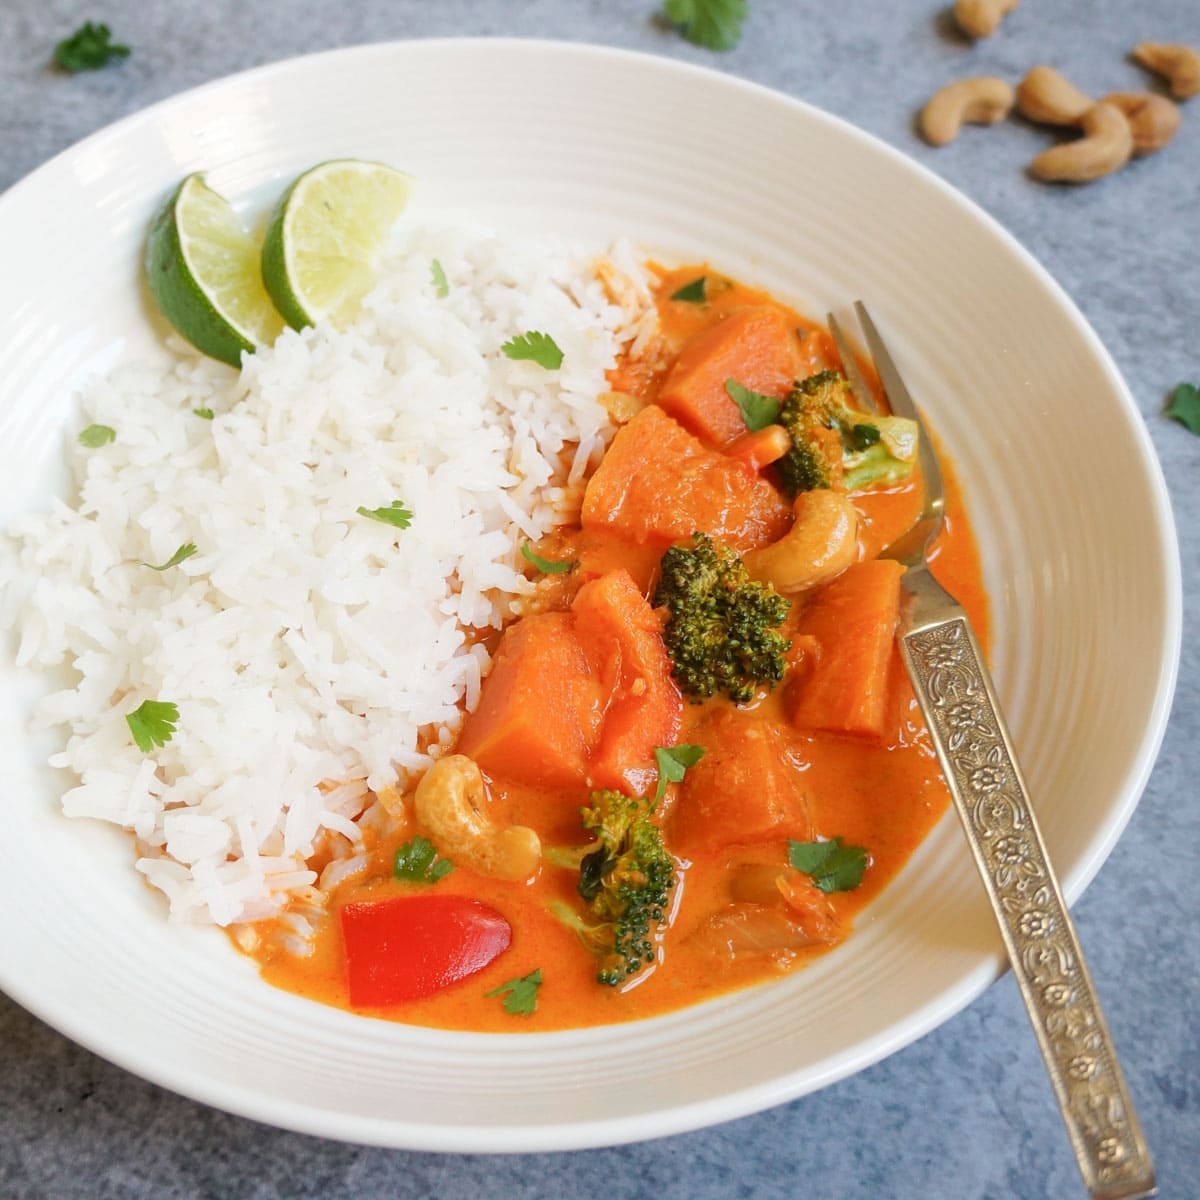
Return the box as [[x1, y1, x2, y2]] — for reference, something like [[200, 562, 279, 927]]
[[1, 2, 1196, 1197]]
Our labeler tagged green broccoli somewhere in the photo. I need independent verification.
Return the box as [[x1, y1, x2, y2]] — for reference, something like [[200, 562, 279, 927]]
[[548, 789, 676, 987], [776, 369, 919, 496], [653, 533, 790, 704]]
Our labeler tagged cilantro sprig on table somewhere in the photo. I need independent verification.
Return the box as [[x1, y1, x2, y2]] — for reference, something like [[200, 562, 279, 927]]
[[788, 836, 870, 894], [54, 22, 130, 72], [1166, 382, 1200, 435], [485, 968, 543, 1016], [663, 0, 748, 51]]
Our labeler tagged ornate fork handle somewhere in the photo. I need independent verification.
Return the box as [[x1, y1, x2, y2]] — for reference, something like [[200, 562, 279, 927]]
[[899, 568, 1157, 1200]]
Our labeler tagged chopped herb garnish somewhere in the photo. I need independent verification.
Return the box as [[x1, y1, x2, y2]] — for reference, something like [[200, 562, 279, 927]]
[[521, 542, 575, 575], [78, 424, 116, 448], [663, 0, 748, 51], [788, 836, 869, 894], [725, 379, 781, 432], [653, 743, 706, 806], [54, 22, 130, 72], [1166, 382, 1200, 435], [430, 259, 449, 298], [393, 836, 454, 884], [193, 408, 215, 421], [485, 968, 543, 1016], [125, 700, 179, 753], [670, 276, 707, 303], [143, 543, 198, 572], [356, 500, 413, 529], [501, 331, 564, 370]]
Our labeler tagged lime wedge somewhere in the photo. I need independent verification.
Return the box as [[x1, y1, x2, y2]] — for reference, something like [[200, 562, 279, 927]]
[[261, 160, 413, 330], [144, 173, 284, 367]]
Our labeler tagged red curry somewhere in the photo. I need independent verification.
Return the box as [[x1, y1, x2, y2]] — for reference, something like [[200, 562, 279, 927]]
[[250, 265, 988, 1031]]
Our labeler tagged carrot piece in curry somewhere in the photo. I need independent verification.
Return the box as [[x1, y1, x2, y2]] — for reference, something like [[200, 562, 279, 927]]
[[455, 611, 604, 788], [669, 707, 812, 856], [787, 558, 905, 738], [580, 405, 790, 551], [724, 424, 792, 472], [657, 306, 801, 447], [573, 569, 682, 797]]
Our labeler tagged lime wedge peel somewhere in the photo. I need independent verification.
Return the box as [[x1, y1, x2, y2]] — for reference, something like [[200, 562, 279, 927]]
[[261, 160, 413, 331], [144, 174, 285, 368]]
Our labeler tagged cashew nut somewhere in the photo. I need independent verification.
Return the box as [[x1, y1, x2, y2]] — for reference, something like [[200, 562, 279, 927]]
[[1029, 102, 1134, 183], [953, 0, 1020, 40], [1016, 66, 1094, 126], [413, 754, 541, 881], [1132, 42, 1200, 100], [743, 489, 858, 594], [599, 390, 644, 424], [920, 77, 1016, 146], [1102, 92, 1182, 155]]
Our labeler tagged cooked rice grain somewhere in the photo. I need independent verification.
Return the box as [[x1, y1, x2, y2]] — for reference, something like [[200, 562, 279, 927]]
[[0, 225, 649, 926]]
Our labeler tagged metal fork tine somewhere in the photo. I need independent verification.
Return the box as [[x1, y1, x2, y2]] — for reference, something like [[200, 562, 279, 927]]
[[854, 302, 1157, 1196], [851, 301, 945, 507], [825, 312, 880, 415], [852, 301, 916, 421]]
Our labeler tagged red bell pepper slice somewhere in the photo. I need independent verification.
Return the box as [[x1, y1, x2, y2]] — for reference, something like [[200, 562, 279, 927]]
[[339, 894, 512, 1007]]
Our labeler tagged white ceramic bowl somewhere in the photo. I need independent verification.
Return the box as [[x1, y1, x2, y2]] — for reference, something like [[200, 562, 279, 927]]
[[0, 39, 1180, 1151]]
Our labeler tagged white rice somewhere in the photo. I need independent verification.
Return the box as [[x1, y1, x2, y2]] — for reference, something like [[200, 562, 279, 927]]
[[0, 223, 654, 927]]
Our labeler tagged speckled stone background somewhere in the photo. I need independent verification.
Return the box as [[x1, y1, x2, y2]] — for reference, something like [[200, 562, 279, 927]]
[[1, 2, 1196, 1198]]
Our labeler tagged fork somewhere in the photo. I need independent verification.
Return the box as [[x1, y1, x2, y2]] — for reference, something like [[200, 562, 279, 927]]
[[827, 302, 1157, 1200]]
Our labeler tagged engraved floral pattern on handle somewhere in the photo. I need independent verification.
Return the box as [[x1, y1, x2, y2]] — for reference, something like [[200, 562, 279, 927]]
[[903, 616, 1154, 1198]]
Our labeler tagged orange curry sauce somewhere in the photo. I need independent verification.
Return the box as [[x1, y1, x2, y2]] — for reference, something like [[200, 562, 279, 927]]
[[253, 265, 989, 1032]]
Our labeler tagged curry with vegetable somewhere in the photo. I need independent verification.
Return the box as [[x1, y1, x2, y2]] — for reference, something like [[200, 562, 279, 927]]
[[252, 265, 988, 1030]]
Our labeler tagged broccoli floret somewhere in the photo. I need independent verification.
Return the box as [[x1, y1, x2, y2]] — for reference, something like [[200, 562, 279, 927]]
[[777, 370, 919, 497], [653, 533, 790, 704], [548, 789, 676, 987]]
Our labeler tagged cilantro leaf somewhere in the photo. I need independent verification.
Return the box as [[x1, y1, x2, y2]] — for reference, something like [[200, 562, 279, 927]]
[[663, 0, 748, 51], [78, 424, 115, 448], [54, 22, 130, 72], [788, 836, 869, 894], [670, 276, 707, 303], [357, 500, 413, 529], [521, 542, 575, 575], [485, 968, 543, 1016], [725, 379, 781, 432], [501, 331, 564, 370], [430, 259, 449, 299], [143, 543, 198, 572], [194, 408, 215, 420], [1166, 382, 1200, 435], [393, 836, 454, 884], [653, 743, 706, 805], [125, 700, 179, 753]]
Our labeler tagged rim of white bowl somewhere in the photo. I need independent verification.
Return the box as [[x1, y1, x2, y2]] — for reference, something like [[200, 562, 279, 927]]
[[0, 37, 1182, 1152]]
